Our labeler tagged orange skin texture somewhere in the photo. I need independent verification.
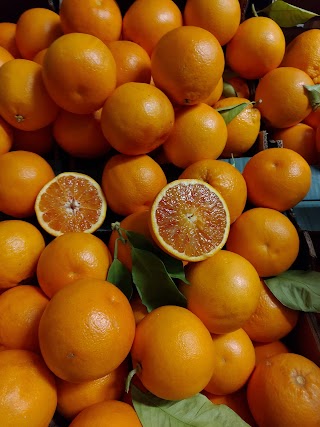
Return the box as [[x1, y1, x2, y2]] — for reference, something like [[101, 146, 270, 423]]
[[0, 285, 49, 353], [254, 340, 289, 366], [101, 82, 174, 156], [39, 278, 136, 383], [42, 33, 117, 114], [181, 250, 262, 334], [122, 0, 183, 56], [0, 22, 20, 57], [214, 97, 261, 158], [130, 294, 148, 325], [315, 125, 320, 154], [32, 48, 47, 66], [303, 108, 320, 129], [179, 158, 247, 224], [151, 26, 225, 105], [59, 0, 122, 45], [204, 328, 256, 395], [243, 280, 299, 343], [242, 147, 312, 211], [0, 116, 13, 155], [163, 103, 227, 169], [184, 0, 241, 46], [56, 361, 128, 420], [255, 66, 314, 129], [0, 349, 57, 427], [202, 77, 224, 106], [15, 8, 63, 60], [226, 17, 286, 80], [0, 220, 45, 289], [131, 305, 215, 401], [0, 45, 14, 67], [247, 353, 320, 427], [281, 28, 320, 84], [101, 153, 167, 216], [53, 109, 110, 159], [272, 123, 318, 165], [0, 59, 59, 131], [37, 232, 111, 299], [69, 400, 142, 427], [0, 150, 55, 218], [12, 125, 54, 156], [226, 207, 300, 278]]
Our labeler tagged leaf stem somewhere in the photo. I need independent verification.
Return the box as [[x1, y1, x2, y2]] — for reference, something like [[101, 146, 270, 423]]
[[125, 364, 142, 393]]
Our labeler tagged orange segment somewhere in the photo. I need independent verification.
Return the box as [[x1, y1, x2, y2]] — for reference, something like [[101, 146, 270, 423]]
[[150, 179, 230, 262], [35, 172, 107, 236]]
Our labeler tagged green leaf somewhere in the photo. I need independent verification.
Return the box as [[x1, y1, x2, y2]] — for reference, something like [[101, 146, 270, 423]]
[[265, 270, 320, 312], [131, 247, 187, 312], [304, 84, 320, 111], [131, 385, 250, 427], [216, 102, 250, 125], [257, 0, 319, 27], [107, 258, 133, 300], [222, 81, 237, 98]]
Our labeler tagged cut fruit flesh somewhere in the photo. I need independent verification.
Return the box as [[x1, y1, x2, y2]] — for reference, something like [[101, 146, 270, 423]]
[[150, 179, 230, 262], [35, 172, 107, 237]]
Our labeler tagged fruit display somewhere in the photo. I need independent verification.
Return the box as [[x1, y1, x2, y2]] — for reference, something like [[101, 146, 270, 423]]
[[0, 0, 319, 426]]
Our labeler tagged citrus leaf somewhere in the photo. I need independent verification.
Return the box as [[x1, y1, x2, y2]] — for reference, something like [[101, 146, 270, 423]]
[[304, 84, 320, 111], [265, 270, 320, 312], [131, 385, 250, 427], [131, 247, 187, 312], [257, 0, 319, 27], [125, 230, 189, 284], [107, 258, 133, 300], [222, 81, 237, 98], [216, 102, 250, 125]]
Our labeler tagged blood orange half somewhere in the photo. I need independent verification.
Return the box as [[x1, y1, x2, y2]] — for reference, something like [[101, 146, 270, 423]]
[[149, 179, 230, 262]]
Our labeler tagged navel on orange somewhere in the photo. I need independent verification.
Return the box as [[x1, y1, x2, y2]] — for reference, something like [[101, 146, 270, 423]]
[[35, 172, 107, 237], [149, 179, 230, 262]]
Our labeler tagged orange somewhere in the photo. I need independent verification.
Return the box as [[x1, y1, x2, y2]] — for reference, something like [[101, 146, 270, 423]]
[[180, 250, 261, 334], [272, 124, 318, 165], [179, 158, 247, 224], [0, 150, 55, 218], [59, 0, 122, 45], [37, 232, 111, 298], [107, 40, 151, 87], [223, 76, 250, 99], [151, 25, 225, 105], [255, 66, 314, 128], [101, 153, 167, 216], [100, 82, 174, 155], [162, 103, 227, 168], [12, 125, 54, 156], [226, 207, 300, 277], [183, 0, 241, 46], [39, 278, 135, 383], [303, 108, 320, 129], [15, 8, 63, 60], [0, 220, 45, 289], [0, 349, 57, 427], [32, 47, 47, 65], [42, 33, 116, 114], [202, 77, 224, 106], [122, 0, 183, 56], [281, 29, 320, 84], [149, 179, 230, 262], [254, 340, 289, 366], [0, 59, 59, 131], [0, 22, 20, 57], [213, 97, 261, 157], [204, 328, 256, 395], [0, 285, 49, 352], [130, 294, 148, 325], [0, 115, 13, 155], [0, 45, 14, 67], [69, 400, 142, 427], [247, 353, 320, 427], [108, 209, 152, 271], [225, 16, 286, 80], [53, 109, 111, 158], [131, 305, 215, 400], [243, 280, 299, 343], [35, 172, 107, 237], [316, 125, 320, 153], [242, 147, 312, 211], [56, 361, 128, 420]]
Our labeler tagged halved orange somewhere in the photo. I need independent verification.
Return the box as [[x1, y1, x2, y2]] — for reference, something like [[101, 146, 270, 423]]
[[35, 172, 107, 236], [149, 179, 230, 262]]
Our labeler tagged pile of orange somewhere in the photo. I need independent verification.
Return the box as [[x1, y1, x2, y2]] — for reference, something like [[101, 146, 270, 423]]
[[0, 0, 319, 426]]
